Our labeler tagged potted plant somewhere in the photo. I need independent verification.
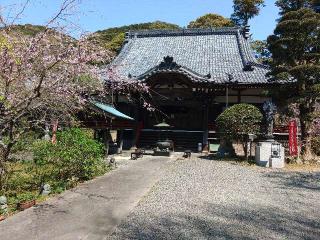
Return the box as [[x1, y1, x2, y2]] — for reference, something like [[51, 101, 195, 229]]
[[17, 192, 37, 211]]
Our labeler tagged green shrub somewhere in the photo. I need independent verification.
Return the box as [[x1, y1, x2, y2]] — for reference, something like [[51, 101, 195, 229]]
[[311, 136, 320, 156], [216, 104, 263, 157], [216, 104, 263, 138], [2, 128, 107, 211], [33, 128, 107, 186], [5, 162, 39, 194]]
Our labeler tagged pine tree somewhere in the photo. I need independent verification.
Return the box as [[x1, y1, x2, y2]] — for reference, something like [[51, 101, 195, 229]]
[[231, 0, 265, 26], [275, 0, 320, 15], [267, 8, 320, 161]]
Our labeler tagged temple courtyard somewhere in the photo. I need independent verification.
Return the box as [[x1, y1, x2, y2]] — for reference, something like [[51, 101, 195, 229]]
[[0, 155, 319, 240]]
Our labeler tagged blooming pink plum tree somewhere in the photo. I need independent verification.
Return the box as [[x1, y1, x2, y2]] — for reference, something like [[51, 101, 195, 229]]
[[0, 0, 148, 191]]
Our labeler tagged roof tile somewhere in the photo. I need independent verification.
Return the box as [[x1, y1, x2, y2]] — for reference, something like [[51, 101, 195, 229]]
[[108, 28, 271, 84]]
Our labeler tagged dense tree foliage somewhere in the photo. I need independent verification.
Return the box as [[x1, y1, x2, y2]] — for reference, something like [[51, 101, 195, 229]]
[[187, 14, 234, 28], [231, 0, 265, 26], [267, 8, 320, 160], [275, 0, 320, 15], [90, 21, 180, 53]]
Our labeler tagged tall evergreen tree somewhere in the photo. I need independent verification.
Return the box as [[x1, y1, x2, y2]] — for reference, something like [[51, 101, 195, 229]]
[[276, 0, 311, 14], [275, 0, 320, 15], [267, 8, 320, 160], [231, 0, 265, 26]]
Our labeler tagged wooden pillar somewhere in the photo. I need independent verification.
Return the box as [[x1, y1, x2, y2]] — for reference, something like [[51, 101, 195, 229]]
[[225, 85, 229, 108], [202, 102, 209, 150], [117, 129, 124, 154], [93, 129, 98, 140], [237, 90, 242, 103], [103, 129, 111, 156]]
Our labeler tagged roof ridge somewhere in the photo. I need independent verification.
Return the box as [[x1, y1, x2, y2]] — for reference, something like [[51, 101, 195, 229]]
[[235, 30, 267, 71], [235, 29, 251, 70], [126, 27, 242, 39], [111, 37, 135, 66]]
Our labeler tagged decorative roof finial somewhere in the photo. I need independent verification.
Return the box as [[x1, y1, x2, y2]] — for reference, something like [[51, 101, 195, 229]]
[[227, 73, 234, 82], [243, 25, 250, 39]]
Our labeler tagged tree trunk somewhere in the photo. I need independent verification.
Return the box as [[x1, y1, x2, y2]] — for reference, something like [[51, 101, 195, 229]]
[[0, 142, 8, 192], [299, 102, 315, 162], [300, 117, 314, 162], [0, 124, 15, 192], [242, 141, 248, 160]]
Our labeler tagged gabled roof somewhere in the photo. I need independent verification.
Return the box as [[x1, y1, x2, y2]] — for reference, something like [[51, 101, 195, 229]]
[[108, 27, 271, 85]]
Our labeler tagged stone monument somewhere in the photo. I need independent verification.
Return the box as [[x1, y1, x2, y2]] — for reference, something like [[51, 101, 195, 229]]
[[255, 101, 285, 168], [0, 195, 8, 215], [41, 184, 51, 196]]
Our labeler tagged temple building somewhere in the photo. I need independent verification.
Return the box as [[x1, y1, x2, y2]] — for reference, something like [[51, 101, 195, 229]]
[[103, 27, 279, 151]]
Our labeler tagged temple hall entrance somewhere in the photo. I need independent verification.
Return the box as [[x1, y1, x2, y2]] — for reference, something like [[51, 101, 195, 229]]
[[138, 72, 210, 151]]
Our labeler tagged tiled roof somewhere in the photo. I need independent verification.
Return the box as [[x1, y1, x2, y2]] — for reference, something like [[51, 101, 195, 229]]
[[108, 27, 271, 85]]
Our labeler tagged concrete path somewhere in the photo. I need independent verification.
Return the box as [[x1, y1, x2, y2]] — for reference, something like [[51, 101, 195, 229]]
[[0, 156, 172, 240]]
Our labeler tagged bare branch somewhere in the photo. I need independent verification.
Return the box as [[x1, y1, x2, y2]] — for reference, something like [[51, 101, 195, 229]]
[[9, 0, 30, 26]]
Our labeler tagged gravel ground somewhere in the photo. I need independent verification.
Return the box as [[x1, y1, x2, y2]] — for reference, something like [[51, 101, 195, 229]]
[[110, 157, 320, 240]]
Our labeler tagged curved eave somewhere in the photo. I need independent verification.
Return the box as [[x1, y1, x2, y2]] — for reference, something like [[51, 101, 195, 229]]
[[133, 64, 274, 86], [136, 65, 211, 83]]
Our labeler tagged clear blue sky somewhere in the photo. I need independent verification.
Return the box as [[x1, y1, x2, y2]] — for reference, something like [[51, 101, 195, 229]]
[[1, 0, 279, 40]]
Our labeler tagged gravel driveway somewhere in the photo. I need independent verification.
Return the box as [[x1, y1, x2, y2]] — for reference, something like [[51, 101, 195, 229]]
[[111, 158, 320, 240]]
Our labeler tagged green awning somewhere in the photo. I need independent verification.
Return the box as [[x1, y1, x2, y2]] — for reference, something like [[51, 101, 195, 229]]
[[93, 102, 134, 121]]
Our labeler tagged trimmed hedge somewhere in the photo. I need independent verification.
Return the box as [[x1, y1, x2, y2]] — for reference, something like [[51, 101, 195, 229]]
[[216, 104, 263, 141]]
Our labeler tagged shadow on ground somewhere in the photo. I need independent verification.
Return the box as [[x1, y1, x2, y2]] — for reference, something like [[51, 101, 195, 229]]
[[112, 201, 320, 239], [264, 171, 320, 191]]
